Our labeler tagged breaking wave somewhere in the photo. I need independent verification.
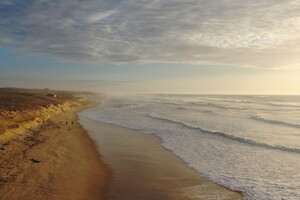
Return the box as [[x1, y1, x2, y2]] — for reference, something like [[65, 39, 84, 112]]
[[189, 102, 245, 110], [251, 115, 300, 129], [148, 113, 300, 154], [267, 102, 300, 108], [201, 98, 254, 103]]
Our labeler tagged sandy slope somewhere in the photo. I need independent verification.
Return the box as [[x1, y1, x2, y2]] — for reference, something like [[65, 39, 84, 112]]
[[0, 105, 109, 200]]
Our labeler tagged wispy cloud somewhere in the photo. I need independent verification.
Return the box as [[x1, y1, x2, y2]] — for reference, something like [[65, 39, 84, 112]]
[[1, 0, 300, 68]]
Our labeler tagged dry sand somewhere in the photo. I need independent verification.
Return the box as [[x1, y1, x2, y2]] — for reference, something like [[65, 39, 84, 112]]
[[79, 115, 242, 200], [0, 88, 242, 200], [0, 107, 109, 200]]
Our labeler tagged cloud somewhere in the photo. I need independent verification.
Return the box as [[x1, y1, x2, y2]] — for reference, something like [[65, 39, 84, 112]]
[[1, 0, 300, 68]]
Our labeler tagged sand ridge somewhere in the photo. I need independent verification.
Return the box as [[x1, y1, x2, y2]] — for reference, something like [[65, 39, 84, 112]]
[[0, 102, 109, 200]]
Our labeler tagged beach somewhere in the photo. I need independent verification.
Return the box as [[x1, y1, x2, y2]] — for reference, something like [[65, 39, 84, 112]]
[[2, 1, 300, 199], [0, 89, 108, 200], [79, 114, 242, 200], [80, 94, 300, 200], [1, 89, 244, 200]]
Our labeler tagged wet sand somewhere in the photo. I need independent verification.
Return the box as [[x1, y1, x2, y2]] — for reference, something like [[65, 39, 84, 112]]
[[79, 115, 242, 200], [0, 107, 109, 200]]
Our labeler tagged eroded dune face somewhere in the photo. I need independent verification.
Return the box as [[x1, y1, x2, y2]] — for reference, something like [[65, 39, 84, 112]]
[[0, 88, 107, 200], [0, 101, 79, 141], [0, 88, 80, 142]]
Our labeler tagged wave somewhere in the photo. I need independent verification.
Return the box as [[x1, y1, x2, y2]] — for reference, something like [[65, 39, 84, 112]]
[[102, 103, 144, 110], [150, 98, 183, 105], [151, 98, 247, 110], [192, 102, 244, 110], [155, 100, 244, 110], [150, 97, 172, 102], [162, 102, 182, 105], [148, 113, 300, 154], [251, 115, 300, 129], [256, 96, 268, 98], [201, 98, 254, 103], [267, 102, 300, 108]]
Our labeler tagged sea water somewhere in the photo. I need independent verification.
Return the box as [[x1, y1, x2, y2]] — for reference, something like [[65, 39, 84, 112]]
[[80, 95, 300, 200]]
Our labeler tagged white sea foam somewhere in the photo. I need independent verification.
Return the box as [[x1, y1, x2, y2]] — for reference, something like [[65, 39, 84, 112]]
[[251, 114, 300, 129], [201, 97, 255, 103], [79, 95, 300, 200], [149, 113, 300, 153], [267, 102, 300, 108]]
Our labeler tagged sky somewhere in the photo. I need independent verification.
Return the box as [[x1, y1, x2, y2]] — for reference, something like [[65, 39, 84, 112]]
[[1, 0, 300, 94]]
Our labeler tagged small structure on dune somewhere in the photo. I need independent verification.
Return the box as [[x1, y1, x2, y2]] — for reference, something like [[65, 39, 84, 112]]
[[46, 93, 57, 98]]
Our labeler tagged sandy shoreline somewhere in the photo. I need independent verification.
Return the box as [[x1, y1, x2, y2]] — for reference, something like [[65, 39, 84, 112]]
[[1, 90, 242, 200], [0, 103, 109, 200], [79, 114, 242, 200]]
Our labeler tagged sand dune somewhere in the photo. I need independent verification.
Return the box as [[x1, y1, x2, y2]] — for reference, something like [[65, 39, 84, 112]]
[[0, 89, 108, 200]]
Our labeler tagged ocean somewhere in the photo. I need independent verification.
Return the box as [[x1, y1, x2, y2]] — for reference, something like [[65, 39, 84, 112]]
[[79, 94, 300, 200]]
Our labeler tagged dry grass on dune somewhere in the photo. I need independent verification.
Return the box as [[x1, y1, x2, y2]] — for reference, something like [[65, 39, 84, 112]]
[[0, 88, 85, 136], [0, 88, 78, 110], [0, 88, 108, 200]]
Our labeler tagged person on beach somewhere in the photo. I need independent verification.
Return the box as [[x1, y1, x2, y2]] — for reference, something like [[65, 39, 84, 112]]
[[66, 121, 68, 125]]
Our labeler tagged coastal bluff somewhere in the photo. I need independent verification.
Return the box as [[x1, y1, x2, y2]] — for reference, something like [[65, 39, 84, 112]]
[[0, 88, 108, 200], [0, 88, 80, 142]]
